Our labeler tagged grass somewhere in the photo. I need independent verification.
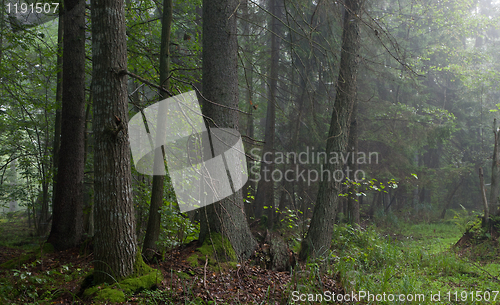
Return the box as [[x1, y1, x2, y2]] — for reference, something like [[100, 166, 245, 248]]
[[0, 211, 39, 249], [327, 222, 500, 305]]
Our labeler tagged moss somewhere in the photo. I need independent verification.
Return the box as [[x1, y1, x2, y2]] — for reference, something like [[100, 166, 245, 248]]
[[42, 243, 54, 254], [94, 287, 126, 303], [186, 254, 200, 267], [83, 251, 163, 303], [120, 271, 161, 294], [213, 262, 239, 273], [176, 271, 192, 280], [133, 251, 155, 276], [197, 233, 237, 264]]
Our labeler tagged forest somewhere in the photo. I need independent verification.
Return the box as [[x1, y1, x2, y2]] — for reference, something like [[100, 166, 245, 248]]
[[1, 0, 500, 303]]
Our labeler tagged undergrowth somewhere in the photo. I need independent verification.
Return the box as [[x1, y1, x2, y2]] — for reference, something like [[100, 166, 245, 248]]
[[327, 223, 500, 305]]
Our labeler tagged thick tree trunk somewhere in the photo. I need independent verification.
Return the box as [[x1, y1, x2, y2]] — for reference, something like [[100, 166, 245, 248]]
[[83, 103, 94, 237], [92, 0, 138, 283], [199, 0, 257, 261], [254, 0, 281, 227], [143, 0, 173, 262], [51, 7, 63, 213], [47, 0, 85, 250], [299, 0, 362, 260]]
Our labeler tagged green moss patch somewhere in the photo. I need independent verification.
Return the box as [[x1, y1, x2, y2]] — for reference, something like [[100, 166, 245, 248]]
[[83, 253, 163, 303], [186, 253, 200, 267], [196, 233, 236, 264]]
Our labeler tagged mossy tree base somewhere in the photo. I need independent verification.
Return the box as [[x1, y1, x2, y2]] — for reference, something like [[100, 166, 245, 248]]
[[186, 233, 237, 268], [83, 253, 162, 303]]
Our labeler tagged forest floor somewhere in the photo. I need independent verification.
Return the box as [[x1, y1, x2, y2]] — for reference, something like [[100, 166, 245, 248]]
[[1, 211, 500, 304]]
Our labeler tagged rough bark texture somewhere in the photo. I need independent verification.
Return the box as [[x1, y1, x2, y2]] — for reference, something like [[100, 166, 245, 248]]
[[142, 0, 173, 262], [254, 0, 281, 227], [91, 0, 137, 283], [51, 6, 63, 216], [47, 0, 85, 250], [265, 230, 293, 271], [299, 0, 362, 260], [198, 0, 257, 261]]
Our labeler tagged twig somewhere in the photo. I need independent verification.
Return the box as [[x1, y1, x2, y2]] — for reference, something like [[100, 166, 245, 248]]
[[170, 76, 251, 115], [112, 68, 174, 97], [204, 254, 208, 289]]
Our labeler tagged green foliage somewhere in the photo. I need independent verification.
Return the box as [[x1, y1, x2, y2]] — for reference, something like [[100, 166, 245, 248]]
[[331, 225, 401, 272], [451, 205, 480, 233], [0, 261, 89, 304], [326, 222, 500, 304], [157, 201, 199, 251]]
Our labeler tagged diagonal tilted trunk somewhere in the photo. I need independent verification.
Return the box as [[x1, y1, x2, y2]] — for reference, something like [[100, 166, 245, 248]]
[[299, 0, 363, 260]]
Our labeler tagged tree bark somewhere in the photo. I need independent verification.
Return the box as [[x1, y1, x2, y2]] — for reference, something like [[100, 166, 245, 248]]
[[199, 0, 257, 261], [347, 99, 359, 226], [92, 0, 138, 283], [51, 5, 63, 215], [142, 0, 173, 262], [254, 0, 282, 228], [47, 0, 85, 250], [299, 0, 362, 260], [479, 167, 489, 226], [242, 0, 256, 221], [489, 118, 500, 215]]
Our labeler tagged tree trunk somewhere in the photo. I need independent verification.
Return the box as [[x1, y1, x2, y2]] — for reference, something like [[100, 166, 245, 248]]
[[489, 119, 500, 215], [47, 0, 85, 250], [142, 0, 173, 262], [299, 0, 362, 260], [9, 160, 17, 212], [91, 0, 138, 283], [254, 0, 282, 228], [198, 0, 257, 261], [479, 167, 489, 226], [242, 0, 256, 221], [83, 103, 94, 237], [51, 6, 63, 215], [347, 99, 359, 226]]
